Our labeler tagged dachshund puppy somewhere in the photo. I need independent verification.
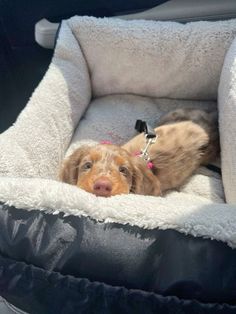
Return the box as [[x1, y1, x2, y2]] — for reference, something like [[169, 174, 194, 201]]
[[123, 108, 219, 193], [60, 108, 219, 197], [60, 144, 161, 197]]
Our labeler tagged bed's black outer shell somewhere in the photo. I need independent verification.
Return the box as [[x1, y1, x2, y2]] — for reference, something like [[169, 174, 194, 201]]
[[0, 202, 236, 313]]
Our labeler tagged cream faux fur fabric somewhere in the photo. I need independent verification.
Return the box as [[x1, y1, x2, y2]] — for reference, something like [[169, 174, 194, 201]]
[[69, 17, 236, 100], [0, 16, 236, 247], [0, 22, 91, 179], [0, 177, 235, 247], [218, 39, 236, 204]]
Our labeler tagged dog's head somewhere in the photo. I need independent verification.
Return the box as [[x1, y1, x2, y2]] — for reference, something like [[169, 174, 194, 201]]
[[60, 144, 161, 197]]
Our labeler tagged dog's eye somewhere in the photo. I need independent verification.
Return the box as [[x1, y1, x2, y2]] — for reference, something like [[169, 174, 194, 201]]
[[82, 162, 92, 171], [119, 166, 129, 176]]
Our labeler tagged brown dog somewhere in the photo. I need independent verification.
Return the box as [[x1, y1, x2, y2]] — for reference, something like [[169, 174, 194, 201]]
[[60, 144, 161, 197], [60, 108, 219, 197]]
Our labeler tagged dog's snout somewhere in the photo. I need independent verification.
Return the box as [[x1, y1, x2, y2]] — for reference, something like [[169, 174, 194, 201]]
[[93, 178, 112, 197]]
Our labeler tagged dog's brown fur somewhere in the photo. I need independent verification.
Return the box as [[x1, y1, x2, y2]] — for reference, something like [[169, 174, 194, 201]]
[[60, 144, 161, 197], [60, 108, 220, 197]]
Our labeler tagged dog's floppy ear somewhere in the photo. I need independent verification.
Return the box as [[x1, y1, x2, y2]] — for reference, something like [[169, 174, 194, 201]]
[[131, 158, 161, 196], [59, 146, 89, 185]]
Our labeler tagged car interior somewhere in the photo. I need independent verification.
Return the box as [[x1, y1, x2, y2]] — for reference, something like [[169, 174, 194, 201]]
[[1, 1, 236, 313]]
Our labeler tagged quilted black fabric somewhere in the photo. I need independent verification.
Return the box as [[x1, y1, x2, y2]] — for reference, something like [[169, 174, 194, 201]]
[[0, 202, 236, 313], [0, 255, 236, 314]]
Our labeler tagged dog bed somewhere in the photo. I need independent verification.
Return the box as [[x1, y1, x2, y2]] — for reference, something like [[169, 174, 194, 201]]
[[0, 16, 236, 313]]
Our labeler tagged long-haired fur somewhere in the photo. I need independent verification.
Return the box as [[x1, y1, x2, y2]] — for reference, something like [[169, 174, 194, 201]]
[[60, 108, 219, 197]]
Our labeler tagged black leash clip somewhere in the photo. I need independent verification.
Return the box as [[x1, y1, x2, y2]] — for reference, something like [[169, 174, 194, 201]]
[[135, 120, 156, 139]]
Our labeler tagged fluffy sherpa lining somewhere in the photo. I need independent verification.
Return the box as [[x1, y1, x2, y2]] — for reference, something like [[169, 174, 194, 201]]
[[219, 38, 236, 204], [0, 177, 236, 247], [0, 16, 236, 246], [69, 17, 236, 100]]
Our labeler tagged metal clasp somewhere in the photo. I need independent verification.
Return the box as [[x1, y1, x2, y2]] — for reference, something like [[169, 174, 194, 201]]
[[135, 119, 158, 162], [140, 134, 157, 161]]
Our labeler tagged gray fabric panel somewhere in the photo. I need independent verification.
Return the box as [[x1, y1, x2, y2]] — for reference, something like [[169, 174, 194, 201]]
[[0, 297, 28, 314]]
